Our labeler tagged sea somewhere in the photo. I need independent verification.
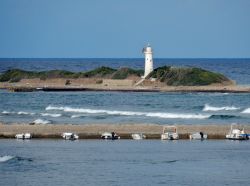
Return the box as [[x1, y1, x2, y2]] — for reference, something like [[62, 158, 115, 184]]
[[1, 58, 250, 186], [0, 58, 250, 125], [1, 140, 250, 186]]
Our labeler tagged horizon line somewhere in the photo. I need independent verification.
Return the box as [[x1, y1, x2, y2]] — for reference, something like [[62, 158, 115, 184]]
[[0, 57, 250, 60]]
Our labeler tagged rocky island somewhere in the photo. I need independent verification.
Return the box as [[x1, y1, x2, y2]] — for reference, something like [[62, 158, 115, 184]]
[[1, 44, 249, 93], [0, 65, 246, 92], [0, 66, 250, 92], [0, 65, 250, 93]]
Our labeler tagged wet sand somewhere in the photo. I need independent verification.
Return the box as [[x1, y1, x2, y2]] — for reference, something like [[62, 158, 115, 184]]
[[1, 123, 250, 139]]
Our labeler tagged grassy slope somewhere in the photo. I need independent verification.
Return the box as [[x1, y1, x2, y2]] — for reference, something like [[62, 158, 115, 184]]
[[0, 66, 231, 86], [0, 67, 143, 82], [148, 66, 231, 86]]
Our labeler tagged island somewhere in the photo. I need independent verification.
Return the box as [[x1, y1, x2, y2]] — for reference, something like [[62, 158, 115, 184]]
[[0, 66, 250, 93]]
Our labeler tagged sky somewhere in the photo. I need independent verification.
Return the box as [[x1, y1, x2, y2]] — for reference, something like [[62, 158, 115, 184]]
[[0, 0, 249, 58]]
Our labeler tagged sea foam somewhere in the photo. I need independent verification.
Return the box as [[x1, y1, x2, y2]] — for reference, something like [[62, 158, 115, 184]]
[[203, 104, 240, 111], [241, 108, 250, 114], [71, 115, 86, 118], [46, 106, 65, 111], [47, 106, 210, 119], [0, 155, 14, 163], [41, 113, 62, 117], [18, 111, 35, 115], [2, 111, 15, 114], [2, 111, 35, 115], [33, 119, 51, 124], [145, 113, 210, 119]]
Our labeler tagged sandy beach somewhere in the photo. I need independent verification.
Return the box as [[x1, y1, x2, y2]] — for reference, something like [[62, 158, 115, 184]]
[[1, 122, 250, 139]]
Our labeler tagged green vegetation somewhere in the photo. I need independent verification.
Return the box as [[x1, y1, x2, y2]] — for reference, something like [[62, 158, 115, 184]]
[[0, 66, 143, 82], [0, 66, 231, 86], [0, 69, 76, 82], [0, 69, 38, 82], [111, 68, 143, 79], [148, 66, 231, 86], [80, 66, 116, 78]]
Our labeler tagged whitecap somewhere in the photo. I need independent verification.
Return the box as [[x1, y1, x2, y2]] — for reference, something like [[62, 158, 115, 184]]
[[203, 104, 240, 111], [2, 111, 15, 114], [41, 113, 62, 117], [0, 155, 15, 163], [146, 113, 210, 119], [18, 111, 29, 115], [241, 108, 250, 114], [17, 111, 35, 115], [47, 105, 210, 119], [33, 118, 51, 124], [71, 115, 84, 118], [45, 105, 65, 111]]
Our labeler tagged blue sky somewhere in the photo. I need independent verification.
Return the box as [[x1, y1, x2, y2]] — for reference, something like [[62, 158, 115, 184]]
[[0, 0, 249, 58]]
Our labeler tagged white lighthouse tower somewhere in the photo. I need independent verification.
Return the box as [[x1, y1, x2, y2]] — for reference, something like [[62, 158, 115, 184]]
[[143, 44, 153, 78]]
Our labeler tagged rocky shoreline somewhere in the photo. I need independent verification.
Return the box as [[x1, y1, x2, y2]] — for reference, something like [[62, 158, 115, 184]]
[[1, 123, 250, 139], [1, 83, 250, 93]]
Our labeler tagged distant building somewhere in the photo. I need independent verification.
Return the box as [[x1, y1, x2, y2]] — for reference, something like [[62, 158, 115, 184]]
[[143, 44, 153, 78]]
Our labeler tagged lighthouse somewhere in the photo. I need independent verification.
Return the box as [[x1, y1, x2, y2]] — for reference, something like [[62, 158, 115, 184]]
[[143, 44, 153, 78]]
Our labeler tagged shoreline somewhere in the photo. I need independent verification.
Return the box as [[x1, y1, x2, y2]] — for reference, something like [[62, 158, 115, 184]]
[[1, 85, 250, 93], [1, 123, 250, 139], [1, 78, 250, 93]]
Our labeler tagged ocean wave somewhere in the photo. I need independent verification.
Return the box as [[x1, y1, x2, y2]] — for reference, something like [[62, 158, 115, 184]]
[[209, 114, 239, 119], [47, 106, 210, 119], [0, 156, 33, 163], [18, 111, 35, 115], [0, 155, 15, 163], [145, 113, 209, 119], [203, 104, 240, 111], [241, 108, 250, 114], [71, 115, 86, 118], [2, 111, 15, 114], [33, 119, 51, 124], [46, 106, 65, 111], [2, 111, 35, 115], [41, 113, 62, 117]]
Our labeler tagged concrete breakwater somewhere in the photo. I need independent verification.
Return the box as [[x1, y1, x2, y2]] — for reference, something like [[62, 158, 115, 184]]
[[1, 123, 250, 139]]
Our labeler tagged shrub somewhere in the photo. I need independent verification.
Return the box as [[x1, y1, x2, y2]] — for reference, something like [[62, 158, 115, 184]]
[[65, 79, 71, 85], [96, 79, 103, 84]]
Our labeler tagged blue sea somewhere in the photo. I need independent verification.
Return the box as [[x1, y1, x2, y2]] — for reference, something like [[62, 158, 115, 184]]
[[1, 58, 250, 186], [1, 139, 250, 186], [1, 90, 250, 125], [1, 58, 250, 85], [0, 58, 250, 125]]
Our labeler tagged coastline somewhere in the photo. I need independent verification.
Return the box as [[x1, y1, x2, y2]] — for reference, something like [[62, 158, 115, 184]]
[[1, 123, 250, 139], [1, 81, 250, 93]]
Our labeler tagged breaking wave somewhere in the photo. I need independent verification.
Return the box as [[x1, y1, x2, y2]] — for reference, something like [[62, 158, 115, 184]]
[[71, 115, 86, 118], [241, 108, 250, 114], [145, 113, 209, 119], [0, 155, 15, 163], [18, 111, 35, 115], [1, 111, 34, 115], [46, 106, 65, 111], [2, 111, 15, 114], [209, 114, 240, 119], [46, 105, 210, 119], [41, 113, 62, 117], [203, 104, 240, 111], [0, 156, 33, 163], [33, 118, 51, 124]]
